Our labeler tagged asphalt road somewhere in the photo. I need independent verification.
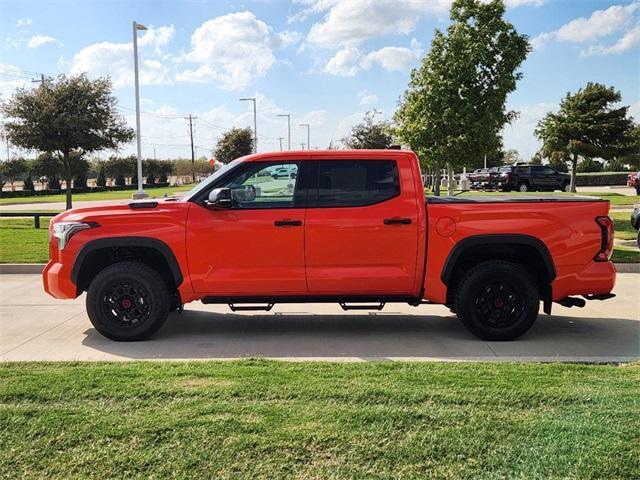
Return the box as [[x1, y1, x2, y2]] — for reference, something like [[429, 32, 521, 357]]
[[1, 273, 638, 362]]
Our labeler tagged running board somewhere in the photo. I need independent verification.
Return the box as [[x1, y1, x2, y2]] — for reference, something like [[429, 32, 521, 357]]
[[339, 302, 385, 311], [228, 303, 274, 312]]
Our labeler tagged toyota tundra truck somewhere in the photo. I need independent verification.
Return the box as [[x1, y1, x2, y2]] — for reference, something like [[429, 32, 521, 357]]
[[43, 150, 616, 342]]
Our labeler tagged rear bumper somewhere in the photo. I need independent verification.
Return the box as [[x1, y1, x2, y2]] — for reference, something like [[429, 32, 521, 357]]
[[43, 260, 77, 299], [552, 261, 616, 301]]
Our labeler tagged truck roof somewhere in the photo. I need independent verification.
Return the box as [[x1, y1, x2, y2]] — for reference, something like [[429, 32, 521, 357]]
[[237, 149, 415, 162]]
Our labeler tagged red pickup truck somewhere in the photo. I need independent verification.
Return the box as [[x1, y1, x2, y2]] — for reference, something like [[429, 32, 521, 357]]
[[44, 150, 616, 342]]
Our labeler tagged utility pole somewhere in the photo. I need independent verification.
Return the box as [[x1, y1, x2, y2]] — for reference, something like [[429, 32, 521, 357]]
[[277, 114, 291, 150], [239, 97, 257, 153], [186, 114, 197, 183], [299, 123, 310, 152], [31, 74, 46, 86], [278, 137, 284, 152], [132, 20, 148, 199]]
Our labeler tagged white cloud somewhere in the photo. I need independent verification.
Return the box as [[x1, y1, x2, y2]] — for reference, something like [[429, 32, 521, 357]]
[[301, 109, 327, 126], [532, 3, 639, 49], [324, 46, 362, 76], [306, 0, 451, 47], [358, 89, 378, 105], [582, 24, 640, 56], [69, 25, 174, 87], [501, 102, 555, 160], [276, 30, 302, 48], [177, 12, 277, 91], [27, 35, 58, 48], [0, 64, 33, 100], [362, 46, 420, 71], [16, 18, 32, 28], [324, 38, 421, 76]]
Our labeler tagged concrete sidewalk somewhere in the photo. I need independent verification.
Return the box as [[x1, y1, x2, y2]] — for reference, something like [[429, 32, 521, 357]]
[[0, 273, 638, 362]]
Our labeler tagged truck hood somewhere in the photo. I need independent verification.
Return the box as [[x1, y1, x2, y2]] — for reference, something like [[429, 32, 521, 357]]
[[52, 199, 188, 224]]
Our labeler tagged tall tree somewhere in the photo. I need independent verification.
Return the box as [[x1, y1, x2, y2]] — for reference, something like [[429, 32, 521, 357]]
[[213, 127, 254, 164], [0, 158, 28, 191], [342, 112, 393, 149], [535, 83, 634, 192], [1, 74, 134, 209], [395, 0, 529, 195]]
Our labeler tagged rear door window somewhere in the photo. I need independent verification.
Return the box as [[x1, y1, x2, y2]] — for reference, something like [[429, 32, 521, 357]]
[[315, 160, 399, 207]]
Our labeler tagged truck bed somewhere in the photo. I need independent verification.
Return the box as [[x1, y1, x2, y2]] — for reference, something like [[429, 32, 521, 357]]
[[426, 195, 606, 204]]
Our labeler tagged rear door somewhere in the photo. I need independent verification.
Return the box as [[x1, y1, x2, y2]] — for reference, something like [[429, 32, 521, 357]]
[[304, 157, 420, 295]]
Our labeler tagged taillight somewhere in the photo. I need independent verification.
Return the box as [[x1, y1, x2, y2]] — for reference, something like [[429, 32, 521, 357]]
[[594, 216, 614, 262]]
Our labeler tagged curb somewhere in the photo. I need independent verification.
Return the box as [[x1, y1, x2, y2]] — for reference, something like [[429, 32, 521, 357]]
[[0, 264, 45, 274], [1, 263, 639, 274]]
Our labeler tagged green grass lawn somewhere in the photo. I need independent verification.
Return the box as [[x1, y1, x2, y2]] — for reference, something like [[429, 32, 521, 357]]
[[0, 185, 193, 205], [611, 211, 637, 240], [0, 361, 638, 479]]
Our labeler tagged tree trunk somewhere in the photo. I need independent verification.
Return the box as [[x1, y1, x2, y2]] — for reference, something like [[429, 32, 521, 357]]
[[64, 152, 73, 210], [570, 154, 578, 193], [433, 163, 441, 196]]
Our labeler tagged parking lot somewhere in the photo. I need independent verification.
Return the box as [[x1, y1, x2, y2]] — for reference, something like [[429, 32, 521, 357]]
[[1, 273, 638, 362]]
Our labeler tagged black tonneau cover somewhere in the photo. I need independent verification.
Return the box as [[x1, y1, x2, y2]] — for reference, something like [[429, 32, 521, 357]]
[[426, 195, 605, 204]]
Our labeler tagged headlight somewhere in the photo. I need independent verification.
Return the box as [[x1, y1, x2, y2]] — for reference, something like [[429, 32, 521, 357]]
[[52, 222, 98, 250]]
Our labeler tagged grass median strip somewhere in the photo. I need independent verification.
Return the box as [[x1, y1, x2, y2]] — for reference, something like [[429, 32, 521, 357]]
[[0, 361, 638, 479]]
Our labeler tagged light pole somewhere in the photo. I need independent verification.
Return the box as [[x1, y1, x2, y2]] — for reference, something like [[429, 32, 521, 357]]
[[132, 20, 148, 199], [299, 123, 310, 152], [239, 97, 257, 153], [277, 114, 291, 151]]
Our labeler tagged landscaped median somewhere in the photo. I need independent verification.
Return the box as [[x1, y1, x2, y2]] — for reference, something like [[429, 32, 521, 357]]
[[0, 361, 638, 478]]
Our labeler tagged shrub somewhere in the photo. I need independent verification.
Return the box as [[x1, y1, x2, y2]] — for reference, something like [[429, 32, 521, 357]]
[[23, 175, 35, 192], [575, 172, 629, 186]]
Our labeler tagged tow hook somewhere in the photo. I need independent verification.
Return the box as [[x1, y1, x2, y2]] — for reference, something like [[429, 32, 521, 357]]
[[556, 297, 586, 308]]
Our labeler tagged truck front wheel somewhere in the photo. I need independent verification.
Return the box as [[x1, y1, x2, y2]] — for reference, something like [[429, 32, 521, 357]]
[[86, 261, 170, 341], [454, 261, 539, 341]]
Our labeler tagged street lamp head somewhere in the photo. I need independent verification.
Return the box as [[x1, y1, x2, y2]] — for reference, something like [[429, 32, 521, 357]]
[[239, 97, 255, 102], [135, 23, 148, 31]]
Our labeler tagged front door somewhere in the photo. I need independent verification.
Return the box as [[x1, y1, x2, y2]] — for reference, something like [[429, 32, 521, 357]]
[[304, 158, 420, 295], [186, 161, 307, 296]]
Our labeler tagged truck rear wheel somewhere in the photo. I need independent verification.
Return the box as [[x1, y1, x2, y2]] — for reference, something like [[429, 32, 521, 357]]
[[86, 261, 170, 341], [454, 261, 539, 341]]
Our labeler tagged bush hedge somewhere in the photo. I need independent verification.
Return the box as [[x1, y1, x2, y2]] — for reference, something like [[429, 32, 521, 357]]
[[0, 182, 170, 198], [575, 172, 630, 186]]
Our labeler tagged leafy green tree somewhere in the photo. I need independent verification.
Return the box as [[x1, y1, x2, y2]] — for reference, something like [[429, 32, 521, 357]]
[[529, 151, 543, 165], [0, 158, 28, 191], [213, 127, 254, 165], [576, 158, 603, 173], [501, 149, 522, 165], [535, 83, 634, 192], [395, 0, 529, 195], [1, 74, 134, 209], [105, 156, 136, 185], [618, 124, 639, 171], [342, 112, 393, 149]]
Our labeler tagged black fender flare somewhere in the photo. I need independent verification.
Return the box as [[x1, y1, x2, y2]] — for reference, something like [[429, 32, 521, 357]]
[[440, 234, 556, 286], [71, 236, 183, 287]]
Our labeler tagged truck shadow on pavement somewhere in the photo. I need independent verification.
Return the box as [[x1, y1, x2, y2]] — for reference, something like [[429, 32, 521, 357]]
[[81, 310, 640, 361]]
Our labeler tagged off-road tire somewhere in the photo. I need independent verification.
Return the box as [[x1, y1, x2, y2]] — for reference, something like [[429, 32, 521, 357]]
[[454, 261, 539, 341], [86, 261, 170, 341]]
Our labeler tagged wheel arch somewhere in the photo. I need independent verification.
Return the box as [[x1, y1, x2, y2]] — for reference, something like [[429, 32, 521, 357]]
[[441, 234, 556, 313], [71, 237, 183, 295]]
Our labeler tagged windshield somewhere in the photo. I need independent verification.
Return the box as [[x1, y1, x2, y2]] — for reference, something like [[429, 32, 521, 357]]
[[180, 159, 242, 202]]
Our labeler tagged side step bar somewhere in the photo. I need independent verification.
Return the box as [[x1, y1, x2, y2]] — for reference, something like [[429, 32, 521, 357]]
[[228, 303, 274, 312], [339, 302, 385, 311]]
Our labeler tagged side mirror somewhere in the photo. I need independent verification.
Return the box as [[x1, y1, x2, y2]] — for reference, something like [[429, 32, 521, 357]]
[[206, 188, 232, 209]]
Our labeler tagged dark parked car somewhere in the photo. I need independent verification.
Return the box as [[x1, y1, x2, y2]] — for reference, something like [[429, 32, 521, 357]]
[[497, 165, 570, 192], [631, 205, 640, 248]]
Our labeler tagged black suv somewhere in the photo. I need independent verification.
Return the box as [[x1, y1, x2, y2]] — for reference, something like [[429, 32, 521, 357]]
[[497, 165, 570, 192]]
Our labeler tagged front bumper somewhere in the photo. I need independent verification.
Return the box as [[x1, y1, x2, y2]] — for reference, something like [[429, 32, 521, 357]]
[[42, 260, 77, 299]]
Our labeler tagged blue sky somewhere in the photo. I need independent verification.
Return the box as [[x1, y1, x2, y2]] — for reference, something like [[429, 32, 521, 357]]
[[1, 0, 638, 161]]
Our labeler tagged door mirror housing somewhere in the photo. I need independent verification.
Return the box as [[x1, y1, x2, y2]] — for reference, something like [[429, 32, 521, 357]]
[[206, 188, 232, 209]]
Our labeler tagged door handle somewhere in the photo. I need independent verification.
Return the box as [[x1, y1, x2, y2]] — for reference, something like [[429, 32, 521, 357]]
[[383, 217, 412, 225], [274, 220, 303, 227]]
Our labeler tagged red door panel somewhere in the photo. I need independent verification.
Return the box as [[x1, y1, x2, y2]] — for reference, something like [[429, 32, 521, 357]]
[[186, 205, 306, 295], [304, 159, 420, 294]]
